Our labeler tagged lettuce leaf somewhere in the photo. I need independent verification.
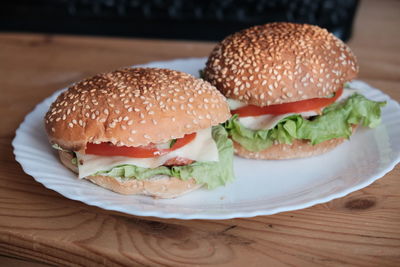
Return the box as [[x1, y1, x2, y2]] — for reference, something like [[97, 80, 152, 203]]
[[224, 93, 386, 152], [94, 125, 234, 189]]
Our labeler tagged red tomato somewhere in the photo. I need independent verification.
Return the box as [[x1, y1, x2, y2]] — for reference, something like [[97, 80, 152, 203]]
[[232, 87, 343, 117], [85, 132, 197, 158], [163, 157, 194, 166]]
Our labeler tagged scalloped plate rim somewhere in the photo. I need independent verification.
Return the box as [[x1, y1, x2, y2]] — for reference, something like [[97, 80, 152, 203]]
[[12, 57, 400, 220]]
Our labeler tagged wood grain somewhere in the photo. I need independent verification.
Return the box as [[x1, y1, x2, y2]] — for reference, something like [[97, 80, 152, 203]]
[[1, 0, 400, 266]]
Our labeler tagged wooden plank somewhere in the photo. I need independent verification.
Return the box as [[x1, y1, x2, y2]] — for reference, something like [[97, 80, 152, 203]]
[[0, 255, 50, 267], [1, 0, 399, 265]]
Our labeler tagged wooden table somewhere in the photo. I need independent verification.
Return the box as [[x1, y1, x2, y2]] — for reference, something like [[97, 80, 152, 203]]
[[1, 0, 399, 266]]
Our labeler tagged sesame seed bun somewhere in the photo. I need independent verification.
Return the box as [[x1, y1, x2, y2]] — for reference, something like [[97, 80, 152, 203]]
[[233, 138, 346, 160], [58, 151, 202, 198], [233, 125, 357, 160], [204, 22, 358, 106], [86, 175, 202, 199], [45, 68, 230, 151]]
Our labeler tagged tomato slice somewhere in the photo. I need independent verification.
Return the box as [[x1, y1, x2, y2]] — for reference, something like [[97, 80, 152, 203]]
[[85, 132, 197, 158], [163, 157, 194, 166], [232, 87, 343, 117]]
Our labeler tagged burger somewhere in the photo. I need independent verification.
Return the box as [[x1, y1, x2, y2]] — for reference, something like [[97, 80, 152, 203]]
[[203, 22, 386, 160], [44, 68, 234, 198]]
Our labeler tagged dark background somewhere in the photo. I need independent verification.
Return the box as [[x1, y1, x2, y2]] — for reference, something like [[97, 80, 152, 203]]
[[0, 0, 359, 41]]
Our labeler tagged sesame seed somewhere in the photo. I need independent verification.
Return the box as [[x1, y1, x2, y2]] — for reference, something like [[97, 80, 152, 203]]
[[46, 67, 231, 146], [202, 22, 356, 106]]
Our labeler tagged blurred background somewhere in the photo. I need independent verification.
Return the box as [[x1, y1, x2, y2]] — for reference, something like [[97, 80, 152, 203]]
[[1, 0, 359, 42]]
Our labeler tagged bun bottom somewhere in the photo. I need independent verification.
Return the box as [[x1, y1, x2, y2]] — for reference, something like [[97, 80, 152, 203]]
[[233, 138, 347, 160], [58, 151, 202, 198]]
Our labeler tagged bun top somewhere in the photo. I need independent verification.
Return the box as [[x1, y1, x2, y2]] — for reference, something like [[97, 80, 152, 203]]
[[204, 22, 358, 106], [45, 68, 230, 151]]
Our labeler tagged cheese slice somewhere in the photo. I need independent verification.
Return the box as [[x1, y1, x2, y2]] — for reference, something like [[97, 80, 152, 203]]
[[337, 88, 357, 102], [238, 111, 318, 131], [76, 127, 219, 178], [227, 99, 247, 110], [229, 88, 357, 131]]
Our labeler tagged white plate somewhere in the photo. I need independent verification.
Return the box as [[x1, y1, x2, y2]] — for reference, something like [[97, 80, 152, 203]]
[[13, 58, 400, 220]]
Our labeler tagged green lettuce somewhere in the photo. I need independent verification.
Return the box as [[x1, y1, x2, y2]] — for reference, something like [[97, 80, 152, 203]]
[[94, 125, 234, 189], [199, 69, 204, 79], [224, 93, 386, 152]]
